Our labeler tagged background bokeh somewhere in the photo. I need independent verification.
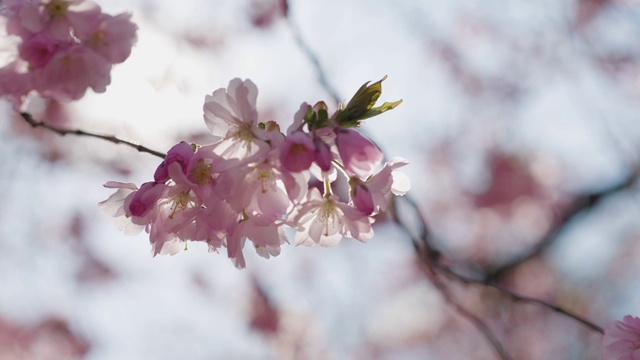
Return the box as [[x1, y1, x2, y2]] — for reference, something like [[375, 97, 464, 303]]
[[1, 0, 640, 359]]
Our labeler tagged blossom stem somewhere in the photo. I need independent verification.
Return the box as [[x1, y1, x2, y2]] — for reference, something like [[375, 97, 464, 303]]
[[323, 179, 332, 196], [20, 112, 166, 159]]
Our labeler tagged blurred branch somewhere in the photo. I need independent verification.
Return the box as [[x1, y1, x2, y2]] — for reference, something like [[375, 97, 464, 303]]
[[484, 169, 639, 283], [285, 1, 605, 347], [437, 264, 604, 334], [283, 10, 341, 105], [20, 112, 166, 159], [424, 264, 514, 360], [285, 7, 443, 263]]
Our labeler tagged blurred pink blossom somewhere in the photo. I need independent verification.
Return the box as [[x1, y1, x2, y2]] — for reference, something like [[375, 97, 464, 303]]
[[602, 315, 640, 360]]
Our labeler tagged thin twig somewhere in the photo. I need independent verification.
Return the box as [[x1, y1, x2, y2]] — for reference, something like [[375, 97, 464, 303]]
[[448, 299, 514, 360], [284, 17, 341, 106], [437, 264, 605, 334], [20, 112, 166, 159], [286, 4, 605, 341], [425, 264, 513, 360], [484, 168, 639, 283]]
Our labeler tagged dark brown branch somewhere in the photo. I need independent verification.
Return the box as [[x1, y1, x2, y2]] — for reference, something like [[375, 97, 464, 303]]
[[484, 168, 639, 283], [437, 264, 605, 334], [424, 264, 513, 360], [20, 112, 166, 159], [447, 298, 514, 360]]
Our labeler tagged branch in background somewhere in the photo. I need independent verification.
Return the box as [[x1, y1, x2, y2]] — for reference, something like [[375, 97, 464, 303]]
[[423, 263, 514, 360], [484, 168, 639, 283], [283, 12, 341, 105], [20, 112, 166, 159], [285, 2, 607, 338], [391, 195, 441, 264], [284, 6, 443, 263], [437, 264, 605, 334]]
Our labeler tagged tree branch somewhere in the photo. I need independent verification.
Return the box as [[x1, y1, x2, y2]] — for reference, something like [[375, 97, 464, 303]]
[[20, 112, 166, 159], [424, 263, 513, 360], [437, 264, 605, 334], [284, 16, 341, 106], [286, 4, 605, 342], [484, 168, 639, 283]]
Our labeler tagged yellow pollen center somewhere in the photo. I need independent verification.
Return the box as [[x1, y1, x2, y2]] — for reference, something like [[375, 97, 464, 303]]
[[169, 191, 191, 219], [88, 31, 107, 47], [189, 160, 212, 186], [290, 143, 305, 155], [256, 168, 274, 193], [228, 121, 255, 145], [319, 200, 338, 236], [45, 1, 70, 17], [61, 55, 73, 72]]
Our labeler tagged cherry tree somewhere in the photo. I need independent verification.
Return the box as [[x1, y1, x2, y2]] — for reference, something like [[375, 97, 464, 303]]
[[1, 0, 639, 359]]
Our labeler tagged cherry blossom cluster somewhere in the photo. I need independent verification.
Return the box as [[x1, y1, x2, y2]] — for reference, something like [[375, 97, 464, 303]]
[[0, 0, 136, 105], [100, 77, 410, 268]]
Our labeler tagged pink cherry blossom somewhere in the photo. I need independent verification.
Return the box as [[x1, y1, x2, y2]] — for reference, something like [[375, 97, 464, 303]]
[[34, 44, 112, 100], [357, 157, 410, 214], [336, 128, 383, 178], [127, 181, 164, 217], [203, 78, 269, 160], [100, 78, 407, 268], [98, 181, 145, 235], [79, 12, 137, 64], [0, 0, 137, 104], [313, 135, 333, 172], [289, 188, 373, 247], [280, 131, 315, 172], [602, 315, 640, 360], [154, 141, 195, 183], [227, 215, 288, 269], [0, 63, 33, 106], [19, 0, 101, 41], [351, 182, 374, 215], [18, 33, 58, 68]]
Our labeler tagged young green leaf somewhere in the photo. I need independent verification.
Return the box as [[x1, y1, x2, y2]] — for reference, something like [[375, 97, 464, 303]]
[[335, 76, 401, 127]]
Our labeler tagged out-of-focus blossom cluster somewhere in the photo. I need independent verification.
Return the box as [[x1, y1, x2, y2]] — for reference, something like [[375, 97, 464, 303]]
[[0, 0, 136, 106], [602, 315, 640, 360], [100, 78, 410, 268]]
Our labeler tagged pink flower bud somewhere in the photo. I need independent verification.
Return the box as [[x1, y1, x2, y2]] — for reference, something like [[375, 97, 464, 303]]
[[128, 181, 161, 217], [336, 129, 383, 178], [154, 141, 194, 183], [352, 183, 374, 215], [314, 136, 333, 172]]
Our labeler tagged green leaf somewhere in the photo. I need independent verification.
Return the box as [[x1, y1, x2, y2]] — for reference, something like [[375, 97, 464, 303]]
[[335, 75, 401, 127], [358, 99, 403, 121]]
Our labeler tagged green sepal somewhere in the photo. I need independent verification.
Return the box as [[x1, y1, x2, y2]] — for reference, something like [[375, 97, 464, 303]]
[[304, 101, 331, 130]]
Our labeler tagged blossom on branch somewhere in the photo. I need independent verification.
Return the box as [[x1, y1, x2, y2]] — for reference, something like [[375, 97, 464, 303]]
[[0, 0, 137, 104], [101, 77, 409, 268]]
